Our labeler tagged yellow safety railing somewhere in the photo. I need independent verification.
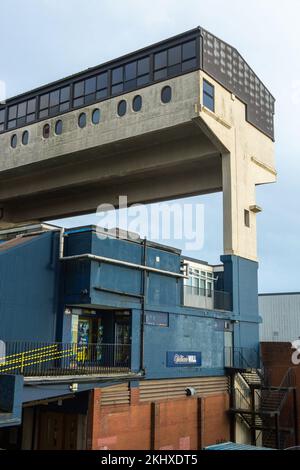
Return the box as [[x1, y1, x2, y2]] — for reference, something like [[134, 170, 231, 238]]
[[0, 342, 130, 377], [0, 344, 85, 374]]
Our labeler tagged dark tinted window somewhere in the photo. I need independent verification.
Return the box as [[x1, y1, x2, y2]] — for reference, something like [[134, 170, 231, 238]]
[[154, 40, 197, 81], [8, 99, 37, 130], [92, 109, 100, 124], [0, 109, 5, 132], [55, 120, 63, 135], [117, 100, 127, 117], [11, 134, 17, 148], [132, 95, 142, 112], [203, 79, 215, 111], [78, 113, 87, 128], [161, 86, 172, 103], [39, 86, 70, 118], [168, 46, 181, 65], [22, 130, 29, 145], [182, 40, 196, 60], [244, 209, 250, 228], [0, 35, 199, 133], [43, 123, 50, 138]]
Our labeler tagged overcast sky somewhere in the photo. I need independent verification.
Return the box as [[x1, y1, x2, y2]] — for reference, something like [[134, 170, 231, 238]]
[[1, 0, 299, 292]]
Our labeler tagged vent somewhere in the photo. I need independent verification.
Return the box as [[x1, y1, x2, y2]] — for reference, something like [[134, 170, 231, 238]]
[[139, 376, 229, 402]]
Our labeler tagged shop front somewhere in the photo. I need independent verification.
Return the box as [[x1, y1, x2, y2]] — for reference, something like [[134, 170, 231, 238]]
[[68, 308, 131, 369]]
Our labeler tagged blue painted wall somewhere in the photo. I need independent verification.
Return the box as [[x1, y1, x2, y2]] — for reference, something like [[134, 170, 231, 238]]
[[0, 232, 60, 343]]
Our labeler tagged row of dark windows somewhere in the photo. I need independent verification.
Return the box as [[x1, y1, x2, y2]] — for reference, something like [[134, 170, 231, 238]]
[[1, 39, 197, 134], [10, 83, 215, 149]]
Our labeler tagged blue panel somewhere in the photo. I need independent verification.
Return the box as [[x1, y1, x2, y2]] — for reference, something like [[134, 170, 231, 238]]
[[0, 232, 60, 343], [166, 351, 201, 367]]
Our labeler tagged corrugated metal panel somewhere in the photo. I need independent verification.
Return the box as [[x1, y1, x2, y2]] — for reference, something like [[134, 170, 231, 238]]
[[259, 294, 300, 342], [139, 376, 229, 402], [205, 442, 273, 451], [0, 235, 39, 253], [101, 383, 130, 405]]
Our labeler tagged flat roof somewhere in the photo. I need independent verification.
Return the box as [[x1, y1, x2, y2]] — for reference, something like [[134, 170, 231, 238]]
[[259, 292, 300, 297], [205, 441, 274, 451]]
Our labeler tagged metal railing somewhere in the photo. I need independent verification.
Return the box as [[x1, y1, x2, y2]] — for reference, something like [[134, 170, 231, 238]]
[[183, 286, 232, 311], [0, 341, 131, 377], [224, 347, 260, 370]]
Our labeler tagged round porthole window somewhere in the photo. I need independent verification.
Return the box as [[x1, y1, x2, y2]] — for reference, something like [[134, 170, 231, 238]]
[[92, 109, 100, 125], [161, 85, 172, 104], [132, 95, 142, 112], [11, 134, 18, 148], [117, 100, 127, 117], [22, 130, 29, 145], [43, 124, 50, 139], [55, 120, 63, 135], [78, 112, 87, 128]]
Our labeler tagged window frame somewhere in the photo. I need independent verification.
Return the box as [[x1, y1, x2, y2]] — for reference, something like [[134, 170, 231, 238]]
[[203, 79, 215, 112]]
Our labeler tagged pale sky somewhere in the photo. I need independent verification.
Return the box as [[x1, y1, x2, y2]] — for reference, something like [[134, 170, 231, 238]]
[[1, 0, 300, 292]]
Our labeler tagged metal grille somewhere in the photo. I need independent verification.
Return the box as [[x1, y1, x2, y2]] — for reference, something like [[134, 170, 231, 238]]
[[201, 29, 275, 140]]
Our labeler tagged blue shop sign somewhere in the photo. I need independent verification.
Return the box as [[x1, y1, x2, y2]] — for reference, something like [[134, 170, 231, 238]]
[[166, 351, 202, 367]]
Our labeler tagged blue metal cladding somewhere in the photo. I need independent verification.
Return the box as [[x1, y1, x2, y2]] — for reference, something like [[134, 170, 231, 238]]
[[143, 315, 225, 379], [221, 254, 260, 365], [0, 231, 60, 343]]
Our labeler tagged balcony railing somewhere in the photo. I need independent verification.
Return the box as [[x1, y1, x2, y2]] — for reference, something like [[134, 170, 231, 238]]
[[0, 341, 131, 377], [224, 346, 260, 370], [183, 286, 232, 311]]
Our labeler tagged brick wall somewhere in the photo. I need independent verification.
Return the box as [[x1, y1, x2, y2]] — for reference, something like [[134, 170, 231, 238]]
[[261, 342, 300, 447], [87, 388, 230, 450]]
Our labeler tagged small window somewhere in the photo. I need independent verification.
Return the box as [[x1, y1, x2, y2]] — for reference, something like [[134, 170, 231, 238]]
[[43, 124, 50, 139], [78, 113, 87, 128], [161, 86, 172, 104], [22, 130, 29, 145], [11, 134, 17, 148], [244, 209, 250, 228], [92, 109, 100, 125], [132, 95, 142, 112], [203, 79, 215, 112], [117, 100, 127, 117], [55, 120, 63, 135]]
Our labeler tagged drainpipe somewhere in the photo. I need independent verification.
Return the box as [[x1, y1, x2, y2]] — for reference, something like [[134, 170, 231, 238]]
[[140, 238, 147, 372], [59, 227, 65, 259]]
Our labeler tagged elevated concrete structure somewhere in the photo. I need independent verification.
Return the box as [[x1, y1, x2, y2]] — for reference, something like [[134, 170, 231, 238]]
[[0, 27, 276, 261]]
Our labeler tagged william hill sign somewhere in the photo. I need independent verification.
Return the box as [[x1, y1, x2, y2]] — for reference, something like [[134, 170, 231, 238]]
[[166, 351, 202, 367]]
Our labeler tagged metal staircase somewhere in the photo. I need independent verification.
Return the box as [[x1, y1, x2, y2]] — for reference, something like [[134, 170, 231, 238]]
[[225, 347, 298, 449]]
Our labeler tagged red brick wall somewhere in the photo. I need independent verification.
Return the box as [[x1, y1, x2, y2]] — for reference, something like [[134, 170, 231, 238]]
[[261, 342, 300, 446], [200, 393, 230, 448], [87, 389, 230, 450]]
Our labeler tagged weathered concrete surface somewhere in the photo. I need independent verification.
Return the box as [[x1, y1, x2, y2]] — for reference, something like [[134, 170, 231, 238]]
[[0, 70, 276, 261]]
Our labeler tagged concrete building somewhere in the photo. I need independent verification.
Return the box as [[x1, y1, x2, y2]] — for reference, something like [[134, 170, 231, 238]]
[[0, 27, 279, 449]]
